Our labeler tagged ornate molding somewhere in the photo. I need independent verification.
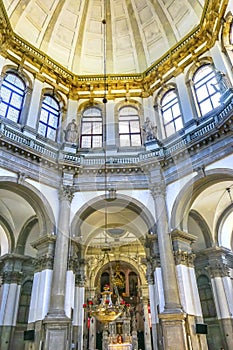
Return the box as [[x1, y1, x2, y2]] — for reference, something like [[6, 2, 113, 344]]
[[0, 0, 228, 99], [34, 255, 54, 272], [150, 181, 166, 199], [207, 262, 230, 278], [2, 270, 23, 284], [173, 249, 196, 267], [59, 186, 74, 203]]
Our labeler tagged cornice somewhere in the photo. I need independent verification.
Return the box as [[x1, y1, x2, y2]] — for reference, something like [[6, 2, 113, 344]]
[[0, 0, 228, 99]]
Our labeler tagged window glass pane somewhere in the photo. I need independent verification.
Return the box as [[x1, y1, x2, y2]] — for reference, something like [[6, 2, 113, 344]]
[[165, 123, 175, 137], [40, 109, 48, 123], [211, 94, 221, 108], [119, 121, 129, 133], [163, 109, 172, 123], [175, 117, 183, 131], [172, 104, 181, 118], [49, 114, 58, 128], [120, 135, 130, 147], [92, 136, 102, 147], [81, 136, 91, 148], [1, 86, 11, 102], [131, 134, 141, 146], [7, 107, 20, 122], [93, 122, 102, 134], [200, 100, 212, 115], [196, 85, 208, 101], [6, 74, 25, 90], [83, 107, 101, 116], [38, 123, 46, 136], [82, 122, 92, 134], [11, 93, 23, 109], [120, 106, 137, 115], [0, 103, 7, 117], [130, 120, 140, 133], [47, 127, 56, 141]]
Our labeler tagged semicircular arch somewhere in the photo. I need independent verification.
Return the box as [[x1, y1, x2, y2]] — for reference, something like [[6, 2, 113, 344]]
[[0, 177, 55, 237], [170, 169, 233, 232]]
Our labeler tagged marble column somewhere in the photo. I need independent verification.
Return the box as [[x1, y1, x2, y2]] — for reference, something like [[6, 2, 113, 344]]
[[43, 186, 73, 350], [72, 254, 86, 350], [149, 167, 187, 350], [0, 255, 26, 350], [141, 286, 152, 350], [207, 248, 233, 350], [172, 230, 208, 350]]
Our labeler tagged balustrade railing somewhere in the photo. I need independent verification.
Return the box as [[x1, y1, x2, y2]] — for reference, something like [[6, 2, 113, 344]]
[[0, 92, 232, 168]]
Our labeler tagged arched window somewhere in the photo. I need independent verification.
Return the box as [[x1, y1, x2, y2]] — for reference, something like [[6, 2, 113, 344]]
[[0, 73, 26, 123], [161, 89, 183, 137], [38, 95, 60, 141], [119, 106, 141, 147], [193, 64, 221, 117], [17, 280, 32, 324], [80, 107, 103, 148]]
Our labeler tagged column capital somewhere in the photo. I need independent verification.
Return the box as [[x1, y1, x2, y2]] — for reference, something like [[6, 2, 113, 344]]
[[59, 185, 74, 202], [207, 262, 230, 278], [149, 181, 166, 199], [173, 249, 196, 267]]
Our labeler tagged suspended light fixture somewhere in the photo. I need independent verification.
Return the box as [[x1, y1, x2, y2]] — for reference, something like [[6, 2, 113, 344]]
[[83, 4, 129, 324]]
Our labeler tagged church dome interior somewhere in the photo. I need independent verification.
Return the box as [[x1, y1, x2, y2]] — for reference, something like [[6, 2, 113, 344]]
[[0, 0, 233, 350]]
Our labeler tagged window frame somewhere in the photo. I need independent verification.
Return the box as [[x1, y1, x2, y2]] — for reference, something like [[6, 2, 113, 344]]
[[0, 72, 26, 124], [192, 64, 221, 118], [118, 106, 142, 147], [38, 94, 61, 142], [160, 88, 183, 138], [80, 106, 103, 149]]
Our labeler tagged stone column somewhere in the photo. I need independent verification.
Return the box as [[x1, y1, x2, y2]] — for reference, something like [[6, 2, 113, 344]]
[[149, 167, 187, 350], [27, 235, 56, 350], [88, 288, 97, 350], [72, 252, 86, 350], [172, 229, 208, 350], [0, 255, 27, 350], [145, 235, 159, 350], [207, 248, 233, 350], [43, 186, 73, 350], [141, 286, 152, 350]]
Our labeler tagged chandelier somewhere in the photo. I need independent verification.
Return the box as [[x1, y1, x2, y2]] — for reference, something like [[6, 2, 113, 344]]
[[82, 2, 131, 324], [83, 249, 130, 323]]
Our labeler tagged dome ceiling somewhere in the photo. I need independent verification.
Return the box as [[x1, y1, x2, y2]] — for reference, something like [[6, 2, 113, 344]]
[[2, 0, 204, 75]]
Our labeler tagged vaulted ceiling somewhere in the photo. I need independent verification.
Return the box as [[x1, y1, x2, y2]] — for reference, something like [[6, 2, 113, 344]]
[[2, 0, 204, 75]]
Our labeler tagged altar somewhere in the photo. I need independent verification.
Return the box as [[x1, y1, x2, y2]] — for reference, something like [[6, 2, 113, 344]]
[[108, 343, 132, 350]]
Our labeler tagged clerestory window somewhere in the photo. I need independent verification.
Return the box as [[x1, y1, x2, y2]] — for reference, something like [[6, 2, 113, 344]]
[[161, 89, 183, 137], [0, 73, 26, 123], [80, 107, 103, 148], [192, 64, 221, 117], [118, 106, 141, 147], [38, 95, 60, 141]]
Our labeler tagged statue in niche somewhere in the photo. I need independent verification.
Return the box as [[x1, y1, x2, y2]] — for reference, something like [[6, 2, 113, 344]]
[[64, 119, 78, 143], [142, 117, 157, 141]]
